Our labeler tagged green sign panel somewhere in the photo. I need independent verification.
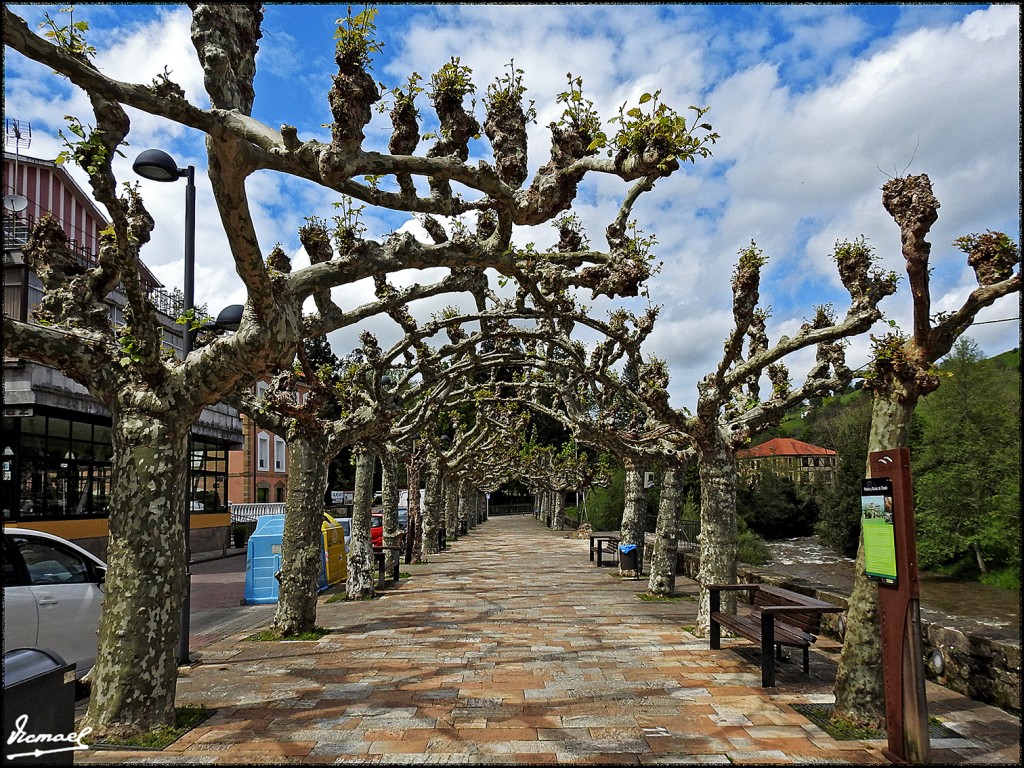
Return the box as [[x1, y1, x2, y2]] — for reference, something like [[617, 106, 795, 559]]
[[861, 478, 897, 584]]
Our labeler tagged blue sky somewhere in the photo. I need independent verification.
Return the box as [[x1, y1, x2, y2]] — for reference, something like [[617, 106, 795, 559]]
[[4, 3, 1020, 412]]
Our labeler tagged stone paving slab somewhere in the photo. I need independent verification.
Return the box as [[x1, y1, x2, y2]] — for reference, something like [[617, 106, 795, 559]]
[[75, 516, 1019, 765]]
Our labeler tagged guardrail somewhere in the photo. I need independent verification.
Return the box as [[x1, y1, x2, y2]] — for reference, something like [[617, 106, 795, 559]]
[[230, 502, 286, 523]]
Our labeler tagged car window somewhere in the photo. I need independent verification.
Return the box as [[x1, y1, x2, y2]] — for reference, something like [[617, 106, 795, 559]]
[[11, 537, 91, 585], [2, 535, 29, 587]]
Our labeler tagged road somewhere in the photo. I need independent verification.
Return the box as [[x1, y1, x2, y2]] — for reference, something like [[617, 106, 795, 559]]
[[187, 554, 274, 653]]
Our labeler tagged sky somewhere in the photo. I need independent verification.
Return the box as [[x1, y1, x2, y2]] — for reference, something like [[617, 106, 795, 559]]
[[3, 3, 1020, 413]]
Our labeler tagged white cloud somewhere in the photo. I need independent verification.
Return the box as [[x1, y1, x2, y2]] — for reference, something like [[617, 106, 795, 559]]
[[5, 3, 1019, 420]]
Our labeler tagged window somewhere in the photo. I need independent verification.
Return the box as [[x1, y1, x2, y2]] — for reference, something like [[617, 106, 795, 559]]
[[13, 536, 91, 585], [256, 381, 269, 400], [257, 433, 270, 471], [275, 485, 286, 503], [274, 437, 286, 472]]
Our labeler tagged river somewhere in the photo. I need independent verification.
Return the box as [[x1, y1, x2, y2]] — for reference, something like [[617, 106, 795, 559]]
[[763, 537, 1020, 644]]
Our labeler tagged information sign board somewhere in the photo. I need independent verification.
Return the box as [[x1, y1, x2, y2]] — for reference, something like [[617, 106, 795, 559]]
[[861, 477, 897, 584]]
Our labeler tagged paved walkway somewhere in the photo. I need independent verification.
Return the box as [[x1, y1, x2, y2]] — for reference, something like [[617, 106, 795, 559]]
[[77, 516, 1019, 764]]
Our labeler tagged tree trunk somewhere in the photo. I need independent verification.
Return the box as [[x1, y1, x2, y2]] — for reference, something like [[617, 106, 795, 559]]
[[83, 408, 188, 740], [272, 431, 330, 636], [551, 490, 565, 530], [620, 459, 646, 574], [695, 437, 738, 636], [380, 448, 401, 573], [833, 395, 914, 727], [346, 446, 376, 599], [407, 459, 422, 564], [972, 542, 988, 575], [421, 463, 440, 555], [456, 477, 469, 534], [444, 475, 458, 538], [648, 465, 681, 596]]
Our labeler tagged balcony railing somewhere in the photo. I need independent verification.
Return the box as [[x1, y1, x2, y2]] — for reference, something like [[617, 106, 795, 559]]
[[3, 212, 184, 319]]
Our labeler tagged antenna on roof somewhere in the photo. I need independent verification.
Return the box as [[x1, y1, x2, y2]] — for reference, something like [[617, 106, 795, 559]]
[[4, 118, 32, 214]]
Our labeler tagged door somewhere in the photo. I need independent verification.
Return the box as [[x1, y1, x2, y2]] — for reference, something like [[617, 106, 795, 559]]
[[2, 534, 38, 651], [6, 533, 105, 676]]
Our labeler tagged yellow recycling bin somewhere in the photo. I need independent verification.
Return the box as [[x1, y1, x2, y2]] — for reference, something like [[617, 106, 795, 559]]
[[322, 511, 347, 585]]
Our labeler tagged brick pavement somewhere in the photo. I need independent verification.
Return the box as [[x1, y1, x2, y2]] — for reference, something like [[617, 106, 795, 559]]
[[76, 515, 1019, 765]]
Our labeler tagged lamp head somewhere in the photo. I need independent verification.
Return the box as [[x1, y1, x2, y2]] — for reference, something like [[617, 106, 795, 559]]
[[133, 148, 184, 182]]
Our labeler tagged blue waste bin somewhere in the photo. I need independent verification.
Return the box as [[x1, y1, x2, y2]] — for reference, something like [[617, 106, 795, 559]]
[[244, 514, 328, 604]]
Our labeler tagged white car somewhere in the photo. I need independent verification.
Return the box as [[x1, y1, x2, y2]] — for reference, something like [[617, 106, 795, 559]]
[[3, 527, 107, 679]]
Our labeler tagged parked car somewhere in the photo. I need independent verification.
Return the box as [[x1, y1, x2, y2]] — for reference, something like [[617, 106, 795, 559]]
[[3, 527, 107, 680], [370, 513, 406, 549], [334, 517, 352, 549], [370, 513, 384, 548]]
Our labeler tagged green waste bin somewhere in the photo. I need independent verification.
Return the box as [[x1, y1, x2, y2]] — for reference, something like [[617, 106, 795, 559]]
[[3, 648, 77, 765]]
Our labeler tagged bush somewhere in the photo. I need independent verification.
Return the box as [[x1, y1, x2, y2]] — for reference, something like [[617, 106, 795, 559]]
[[585, 464, 625, 531], [737, 470, 820, 540], [737, 520, 771, 565]]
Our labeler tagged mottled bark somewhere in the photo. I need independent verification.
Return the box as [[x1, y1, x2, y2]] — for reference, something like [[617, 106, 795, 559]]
[[443, 476, 458, 539], [380, 449, 401, 572], [695, 436, 738, 635], [272, 431, 330, 635], [346, 447, 376, 599], [647, 465, 681, 596], [833, 396, 913, 727], [551, 491, 566, 530], [407, 460, 423, 563], [456, 477, 470, 534], [421, 464, 442, 555], [84, 408, 188, 740], [619, 460, 646, 574]]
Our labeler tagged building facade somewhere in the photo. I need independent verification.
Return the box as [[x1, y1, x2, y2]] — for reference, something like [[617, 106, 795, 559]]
[[736, 437, 838, 485], [2, 151, 242, 558], [226, 376, 309, 507]]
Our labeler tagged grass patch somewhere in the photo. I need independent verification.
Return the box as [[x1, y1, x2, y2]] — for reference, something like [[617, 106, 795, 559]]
[[89, 706, 213, 750], [791, 704, 959, 741], [791, 703, 884, 740], [246, 626, 330, 642], [637, 592, 694, 601], [400, 572, 411, 579]]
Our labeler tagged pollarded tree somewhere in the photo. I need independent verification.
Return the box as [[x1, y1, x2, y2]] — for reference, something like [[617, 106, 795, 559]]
[[3, 4, 716, 738], [832, 175, 1020, 738], [639, 240, 897, 633]]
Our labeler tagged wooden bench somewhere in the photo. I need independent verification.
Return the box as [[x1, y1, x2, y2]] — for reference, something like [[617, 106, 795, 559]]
[[589, 534, 620, 567], [708, 583, 843, 687]]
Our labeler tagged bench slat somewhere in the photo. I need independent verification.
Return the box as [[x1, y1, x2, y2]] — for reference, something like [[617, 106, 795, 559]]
[[708, 582, 842, 687]]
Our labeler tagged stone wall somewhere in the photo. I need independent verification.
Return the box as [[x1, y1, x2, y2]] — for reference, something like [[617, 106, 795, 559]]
[[664, 545, 1020, 713]]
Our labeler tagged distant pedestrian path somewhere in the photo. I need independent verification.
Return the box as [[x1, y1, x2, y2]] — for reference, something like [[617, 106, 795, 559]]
[[77, 516, 1019, 764]]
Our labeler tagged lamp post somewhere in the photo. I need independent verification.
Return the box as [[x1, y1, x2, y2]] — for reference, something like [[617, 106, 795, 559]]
[[133, 148, 195, 666]]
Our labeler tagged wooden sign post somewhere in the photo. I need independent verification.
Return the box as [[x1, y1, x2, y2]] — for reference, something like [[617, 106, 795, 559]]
[[864, 448, 930, 764]]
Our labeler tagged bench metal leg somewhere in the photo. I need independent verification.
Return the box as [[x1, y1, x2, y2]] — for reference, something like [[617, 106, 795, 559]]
[[761, 612, 776, 687], [709, 590, 721, 650]]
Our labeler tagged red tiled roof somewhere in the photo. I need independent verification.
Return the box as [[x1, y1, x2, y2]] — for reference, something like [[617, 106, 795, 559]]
[[737, 437, 837, 459]]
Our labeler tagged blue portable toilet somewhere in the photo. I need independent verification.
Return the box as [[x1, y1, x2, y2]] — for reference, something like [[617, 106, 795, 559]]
[[244, 514, 329, 605]]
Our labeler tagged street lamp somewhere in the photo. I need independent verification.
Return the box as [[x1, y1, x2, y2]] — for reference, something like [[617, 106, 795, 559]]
[[133, 148, 196, 666]]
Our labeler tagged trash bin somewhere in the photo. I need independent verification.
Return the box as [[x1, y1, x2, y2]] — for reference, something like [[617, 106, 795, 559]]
[[3, 648, 77, 765], [321, 511, 347, 585], [618, 544, 640, 578], [244, 514, 328, 604]]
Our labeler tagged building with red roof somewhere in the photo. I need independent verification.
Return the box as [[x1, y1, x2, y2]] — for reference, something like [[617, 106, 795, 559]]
[[737, 437, 838, 484]]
